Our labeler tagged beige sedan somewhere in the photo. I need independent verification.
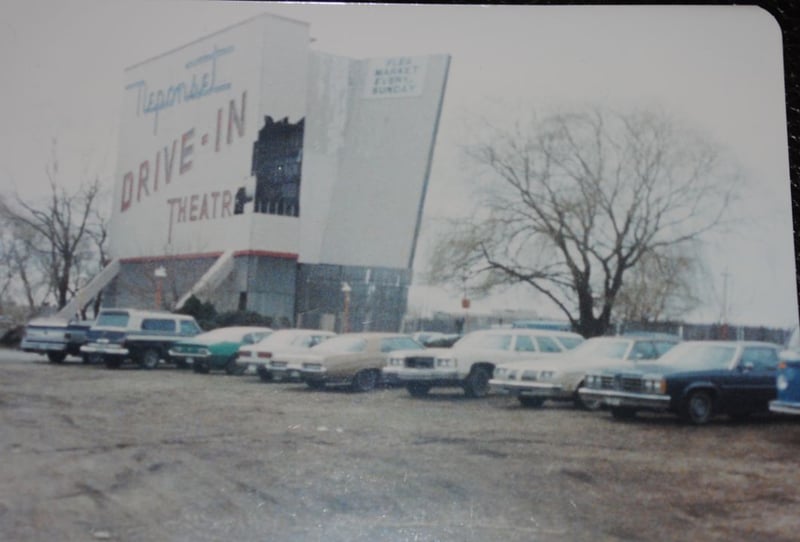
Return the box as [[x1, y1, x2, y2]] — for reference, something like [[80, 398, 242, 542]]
[[292, 332, 425, 392]]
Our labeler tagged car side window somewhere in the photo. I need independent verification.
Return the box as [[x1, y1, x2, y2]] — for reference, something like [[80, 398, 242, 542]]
[[740, 347, 779, 370], [631, 341, 657, 360], [536, 336, 562, 353], [141, 319, 176, 333], [180, 320, 200, 336], [514, 335, 536, 352]]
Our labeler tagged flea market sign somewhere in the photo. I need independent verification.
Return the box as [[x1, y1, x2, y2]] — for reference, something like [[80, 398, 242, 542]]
[[364, 56, 428, 98]]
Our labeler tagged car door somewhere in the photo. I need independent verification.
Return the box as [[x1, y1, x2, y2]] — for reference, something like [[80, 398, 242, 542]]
[[717, 346, 778, 411]]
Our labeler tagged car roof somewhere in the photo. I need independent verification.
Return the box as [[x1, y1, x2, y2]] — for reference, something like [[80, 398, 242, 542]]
[[678, 340, 781, 348], [469, 328, 582, 338], [98, 308, 195, 320]]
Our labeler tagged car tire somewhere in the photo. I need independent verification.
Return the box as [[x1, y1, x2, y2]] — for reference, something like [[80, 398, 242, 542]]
[[47, 351, 67, 364], [518, 396, 544, 408], [139, 349, 160, 370], [224, 357, 244, 375], [407, 383, 431, 397], [681, 390, 714, 425], [574, 385, 602, 411], [351, 369, 379, 393], [306, 379, 326, 390], [610, 407, 637, 420], [257, 367, 274, 382], [463, 366, 491, 398]]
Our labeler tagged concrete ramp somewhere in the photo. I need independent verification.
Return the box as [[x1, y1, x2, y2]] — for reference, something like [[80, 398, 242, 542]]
[[56, 259, 121, 320], [174, 251, 236, 310]]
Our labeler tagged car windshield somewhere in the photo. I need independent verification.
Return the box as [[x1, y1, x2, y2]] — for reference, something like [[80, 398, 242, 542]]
[[455, 333, 512, 351], [557, 336, 584, 350], [657, 343, 737, 370], [95, 311, 130, 327], [570, 339, 631, 359], [311, 335, 367, 353]]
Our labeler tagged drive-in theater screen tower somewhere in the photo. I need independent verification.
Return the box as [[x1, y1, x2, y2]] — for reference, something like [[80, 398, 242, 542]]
[[101, 13, 450, 332]]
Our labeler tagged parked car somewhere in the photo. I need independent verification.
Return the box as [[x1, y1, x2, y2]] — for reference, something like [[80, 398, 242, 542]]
[[579, 340, 782, 424], [490, 334, 680, 409], [20, 317, 94, 363], [236, 328, 337, 381], [169, 326, 273, 374], [770, 349, 800, 415], [285, 333, 425, 392], [80, 309, 202, 369], [382, 328, 585, 398]]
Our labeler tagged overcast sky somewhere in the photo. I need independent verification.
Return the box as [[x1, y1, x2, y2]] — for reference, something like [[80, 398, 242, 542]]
[[0, 1, 795, 327]]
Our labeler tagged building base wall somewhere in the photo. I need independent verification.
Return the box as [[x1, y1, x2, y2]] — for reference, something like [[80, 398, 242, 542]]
[[102, 257, 410, 333]]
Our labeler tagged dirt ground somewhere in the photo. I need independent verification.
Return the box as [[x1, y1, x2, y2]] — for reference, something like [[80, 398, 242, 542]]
[[1, 352, 799, 542]]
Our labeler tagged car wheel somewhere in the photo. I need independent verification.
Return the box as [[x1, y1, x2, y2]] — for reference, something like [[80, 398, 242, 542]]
[[351, 369, 379, 392], [306, 379, 326, 390], [138, 349, 160, 370], [193, 361, 210, 374], [518, 396, 544, 408], [47, 351, 67, 364], [104, 357, 121, 369], [257, 367, 274, 382], [681, 390, 714, 425], [463, 366, 491, 398], [610, 407, 637, 420], [407, 383, 431, 397], [574, 385, 602, 411], [224, 357, 244, 375]]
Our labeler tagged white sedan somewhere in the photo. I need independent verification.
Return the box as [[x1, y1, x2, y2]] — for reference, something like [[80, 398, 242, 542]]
[[236, 329, 336, 381], [489, 335, 680, 409]]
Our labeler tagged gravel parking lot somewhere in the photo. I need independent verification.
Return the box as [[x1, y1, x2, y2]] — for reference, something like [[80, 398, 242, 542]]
[[1, 351, 799, 542]]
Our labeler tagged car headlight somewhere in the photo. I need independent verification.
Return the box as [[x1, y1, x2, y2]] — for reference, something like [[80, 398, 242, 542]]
[[521, 370, 538, 381], [585, 374, 600, 388], [777, 374, 789, 391], [493, 367, 506, 379], [642, 376, 665, 393], [302, 362, 323, 371], [436, 357, 454, 368], [539, 370, 556, 381], [388, 357, 402, 366]]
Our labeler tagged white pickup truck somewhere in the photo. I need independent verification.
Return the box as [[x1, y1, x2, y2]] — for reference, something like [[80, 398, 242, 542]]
[[20, 317, 94, 363], [382, 328, 584, 397]]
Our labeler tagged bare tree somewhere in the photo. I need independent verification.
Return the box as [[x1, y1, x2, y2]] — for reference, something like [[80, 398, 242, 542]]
[[428, 107, 738, 337], [0, 159, 107, 313], [612, 245, 705, 324]]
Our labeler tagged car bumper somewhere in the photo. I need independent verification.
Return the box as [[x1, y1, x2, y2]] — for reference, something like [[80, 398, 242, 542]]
[[489, 380, 568, 399], [578, 388, 671, 410], [769, 400, 800, 415], [265, 365, 305, 381], [21, 339, 67, 353], [81, 344, 129, 356], [382, 367, 460, 384]]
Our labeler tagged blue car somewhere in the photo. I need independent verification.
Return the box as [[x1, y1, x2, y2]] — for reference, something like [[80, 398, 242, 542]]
[[770, 350, 800, 415], [580, 340, 782, 425]]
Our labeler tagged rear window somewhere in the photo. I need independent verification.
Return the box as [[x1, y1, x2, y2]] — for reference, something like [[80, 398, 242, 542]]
[[95, 312, 130, 328]]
